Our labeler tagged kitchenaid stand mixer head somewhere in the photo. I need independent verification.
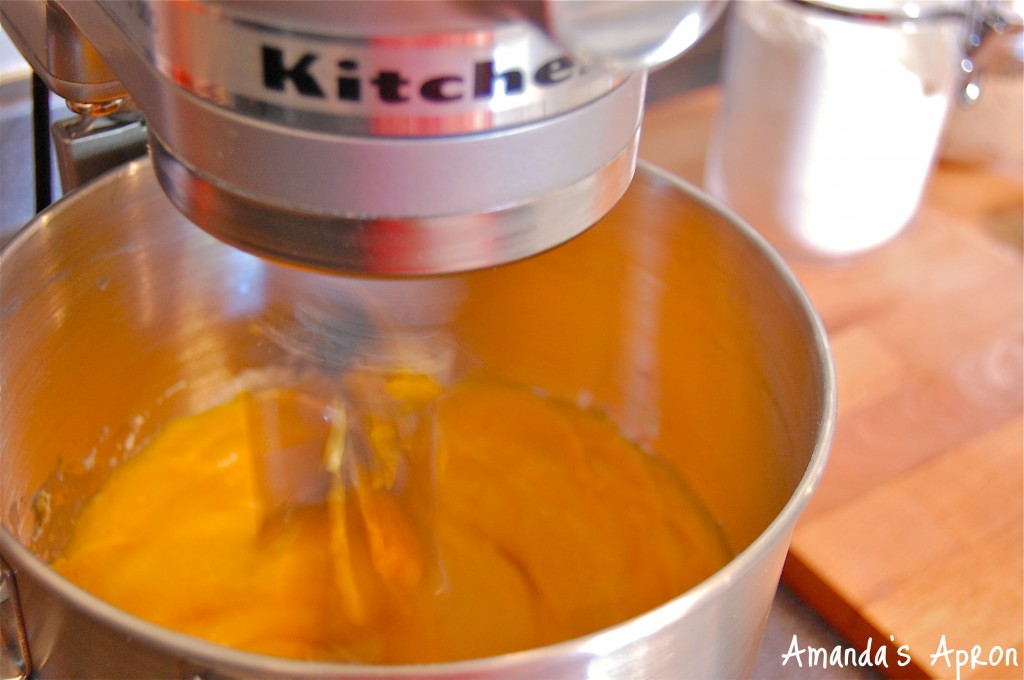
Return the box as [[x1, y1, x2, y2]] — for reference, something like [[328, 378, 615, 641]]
[[1, 0, 725, 275]]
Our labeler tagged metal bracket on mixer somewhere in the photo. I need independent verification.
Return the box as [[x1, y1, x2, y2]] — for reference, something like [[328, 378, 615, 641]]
[[0, 556, 31, 680], [51, 110, 148, 192]]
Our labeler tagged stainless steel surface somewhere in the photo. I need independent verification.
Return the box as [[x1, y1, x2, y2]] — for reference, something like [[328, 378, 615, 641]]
[[144, 75, 644, 274], [0, 159, 834, 678], [0, 0, 724, 274]]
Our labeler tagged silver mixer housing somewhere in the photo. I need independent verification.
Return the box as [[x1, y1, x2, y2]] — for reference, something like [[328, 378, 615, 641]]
[[1, 1, 724, 274]]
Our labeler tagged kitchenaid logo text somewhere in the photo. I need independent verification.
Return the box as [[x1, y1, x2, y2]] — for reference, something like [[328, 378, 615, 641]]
[[261, 45, 579, 104]]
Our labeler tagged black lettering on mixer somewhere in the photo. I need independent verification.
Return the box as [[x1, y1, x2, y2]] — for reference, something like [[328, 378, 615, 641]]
[[372, 71, 411, 103], [421, 76, 464, 102], [473, 61, 525, 98], [262, 47, 324, 97], [337, 60, 360, 101], [533, 57, 574, 85], [261, 45, 578, 106]]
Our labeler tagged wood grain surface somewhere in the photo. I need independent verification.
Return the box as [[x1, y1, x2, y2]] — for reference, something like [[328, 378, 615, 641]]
[[639, 87, 1023, 679]]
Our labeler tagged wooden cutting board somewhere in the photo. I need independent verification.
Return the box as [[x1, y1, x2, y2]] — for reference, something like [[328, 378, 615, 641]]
[[640, 87, 1023, 679]]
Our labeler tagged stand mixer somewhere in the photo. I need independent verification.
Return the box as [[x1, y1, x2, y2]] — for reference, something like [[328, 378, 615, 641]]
[[0, 0, 725, 274], [0, 3, 839, 679]]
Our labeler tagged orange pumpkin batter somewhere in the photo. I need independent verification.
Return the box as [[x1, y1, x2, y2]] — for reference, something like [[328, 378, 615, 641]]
[[52, 379, 729, 664]]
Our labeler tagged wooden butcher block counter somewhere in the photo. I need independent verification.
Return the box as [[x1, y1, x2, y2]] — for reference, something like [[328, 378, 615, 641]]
[[639, 87, 1023, 679]]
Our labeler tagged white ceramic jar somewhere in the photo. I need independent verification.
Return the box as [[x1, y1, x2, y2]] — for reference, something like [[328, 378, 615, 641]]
[[705, 0, 966, 260]]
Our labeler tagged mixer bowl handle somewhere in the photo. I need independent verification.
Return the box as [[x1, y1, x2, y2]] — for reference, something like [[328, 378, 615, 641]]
[[0, 556, 32, 680]]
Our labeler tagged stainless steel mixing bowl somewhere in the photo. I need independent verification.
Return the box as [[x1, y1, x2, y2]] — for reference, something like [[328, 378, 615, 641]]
[[0, 159, 834, 679]]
